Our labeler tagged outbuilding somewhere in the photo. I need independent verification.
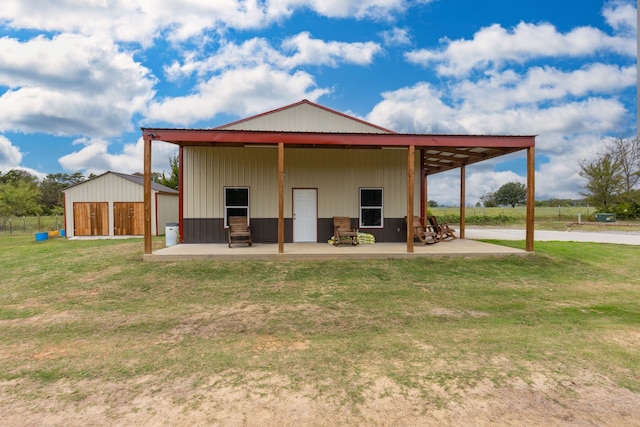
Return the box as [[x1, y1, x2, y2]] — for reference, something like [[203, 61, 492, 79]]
[[62, 171, 178, 238]]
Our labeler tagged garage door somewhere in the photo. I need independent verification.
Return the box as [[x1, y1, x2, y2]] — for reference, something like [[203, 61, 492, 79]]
[[114, 202, 144, 236], [73, 202, 108, 236]]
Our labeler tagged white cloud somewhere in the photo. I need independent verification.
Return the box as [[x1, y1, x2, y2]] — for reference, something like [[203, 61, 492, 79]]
[[0, 34, 156, 137], [405, 15, 636, 77], [282, 32, 382, 68], [367, 82, 462, 133], [603, 0, 637, 35], [0, 135, 23, 169], [271, 0, 422, 20], [58, 137, 177, 176], [380, 27, 411, 46], [0, 1, 157, 45], [165, 33, 382, 81], [0, 0, 425, 45], [453, 64, 636, 113], [0, 135, 47, 179], [147, 65, 330, 126]]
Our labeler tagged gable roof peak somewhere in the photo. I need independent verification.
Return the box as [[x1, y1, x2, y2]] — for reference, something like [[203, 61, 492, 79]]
[[216, 99, 395, 134]]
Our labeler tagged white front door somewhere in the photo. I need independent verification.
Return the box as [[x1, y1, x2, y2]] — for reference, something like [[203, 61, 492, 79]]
[[293, 189, 317, 242]]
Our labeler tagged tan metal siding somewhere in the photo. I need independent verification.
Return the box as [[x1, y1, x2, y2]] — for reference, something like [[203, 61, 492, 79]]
[[284, 148, 415, 218], [183, 147, 278, 218], [156, 194, 178, 235], [184, 147, 420, 219], [222, 103, 389, 133]]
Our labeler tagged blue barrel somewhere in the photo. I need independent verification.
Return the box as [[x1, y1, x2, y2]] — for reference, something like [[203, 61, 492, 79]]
[[35, 232, 49, 242], [60, 229, 66, 237]]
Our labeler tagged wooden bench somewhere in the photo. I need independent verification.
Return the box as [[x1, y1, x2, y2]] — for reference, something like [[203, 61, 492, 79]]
[[228, 216, 252, 247], [333, 216, 359, 246], [406, 216, 438, 245], [427, 215, 456, 241]]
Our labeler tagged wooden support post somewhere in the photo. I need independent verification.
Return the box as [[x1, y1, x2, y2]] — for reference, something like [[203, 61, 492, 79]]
[[526, 146, 535, 252], [424, 175, 428, 223], [278, 142, 285, 254], [178, 145, 184, 243], [460, 165, 466, 239], [407, 145, 415, 253], [420, 149, 426, 222], [144, 138, 152, 255]]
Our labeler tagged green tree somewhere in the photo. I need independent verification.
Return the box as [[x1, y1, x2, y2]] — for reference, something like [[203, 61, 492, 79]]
[[39, 172, 86, 213], [154, 154, 179, 190], [493, 182, 527, 207], [579, 153, 624, 211], [0, 181, 42, 218], [427, 200, 438, 207], [0, 169, 38, 186], [480, 192, 497, 207], [605, 136, 640, 199]]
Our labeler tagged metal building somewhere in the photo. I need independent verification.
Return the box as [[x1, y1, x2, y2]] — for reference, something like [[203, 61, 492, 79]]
[[62, 171, 178, 238]]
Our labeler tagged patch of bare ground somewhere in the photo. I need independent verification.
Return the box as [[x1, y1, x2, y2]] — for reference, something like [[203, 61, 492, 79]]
[[1, 368, 639, 427]]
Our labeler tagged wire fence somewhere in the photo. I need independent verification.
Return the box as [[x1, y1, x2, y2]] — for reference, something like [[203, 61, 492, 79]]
[[0, 215, 65, 235], [1, 208, 636, 237]]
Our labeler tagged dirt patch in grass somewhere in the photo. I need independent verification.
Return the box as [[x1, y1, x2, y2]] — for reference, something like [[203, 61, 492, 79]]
[[1, 368, 639, 426]]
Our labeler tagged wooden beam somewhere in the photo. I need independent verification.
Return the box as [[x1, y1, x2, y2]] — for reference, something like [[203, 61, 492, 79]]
[[278, 142, 284, 254], [460, 165, 466, 239], [144, 138, 152, 255], [407, 145, 415, 253], [526, 146, 535, 252]]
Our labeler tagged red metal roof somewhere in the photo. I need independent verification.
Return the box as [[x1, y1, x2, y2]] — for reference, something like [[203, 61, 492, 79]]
[[140, 128, 534, 175]]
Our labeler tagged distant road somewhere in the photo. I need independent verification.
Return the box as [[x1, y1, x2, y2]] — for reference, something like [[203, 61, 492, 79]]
[[465, 228, 640, 245]]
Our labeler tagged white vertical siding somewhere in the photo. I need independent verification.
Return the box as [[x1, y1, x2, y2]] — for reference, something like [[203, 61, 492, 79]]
[[62, 173, 162, 237], [184, 147, 420, 219]]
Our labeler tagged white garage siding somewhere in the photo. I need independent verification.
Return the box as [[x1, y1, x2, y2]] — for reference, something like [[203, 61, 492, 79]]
[[62, 172, 178, 238]]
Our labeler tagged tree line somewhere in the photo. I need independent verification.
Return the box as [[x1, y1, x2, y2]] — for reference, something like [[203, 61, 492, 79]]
[[477, 135, 640, 219], [0, 155, 179, 219], [2, 140, 639, 220]]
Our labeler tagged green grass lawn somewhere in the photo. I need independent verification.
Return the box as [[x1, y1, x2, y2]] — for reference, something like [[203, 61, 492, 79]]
[[0, 234, 638, 423]]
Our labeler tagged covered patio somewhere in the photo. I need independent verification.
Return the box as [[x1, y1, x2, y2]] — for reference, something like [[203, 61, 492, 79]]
[[140, 102, 536, 259]]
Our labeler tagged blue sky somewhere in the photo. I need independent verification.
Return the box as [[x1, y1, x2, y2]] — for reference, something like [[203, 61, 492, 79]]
[[0, 0, 636, 205]]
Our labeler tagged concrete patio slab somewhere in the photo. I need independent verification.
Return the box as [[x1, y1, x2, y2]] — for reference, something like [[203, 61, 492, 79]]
[[144, 238, 527, 261]]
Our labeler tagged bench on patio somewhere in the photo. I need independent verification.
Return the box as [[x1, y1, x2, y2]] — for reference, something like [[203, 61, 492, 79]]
[[332, 216, 359, 246], [228, 216, 252, 247]]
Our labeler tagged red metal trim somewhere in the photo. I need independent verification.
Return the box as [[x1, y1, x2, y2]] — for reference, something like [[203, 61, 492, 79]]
[[141, 128, 535, 148]]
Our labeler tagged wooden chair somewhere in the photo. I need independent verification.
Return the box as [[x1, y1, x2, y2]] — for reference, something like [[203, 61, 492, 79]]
[[333, 216, 359, 246], [427, 215, 456, 241], [406, 216, 438, 245], [228, 216, 252, 247]]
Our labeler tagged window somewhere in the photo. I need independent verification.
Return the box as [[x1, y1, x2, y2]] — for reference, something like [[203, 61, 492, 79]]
[[224, 187, 249, 227], [360, 188, 383, 228]]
